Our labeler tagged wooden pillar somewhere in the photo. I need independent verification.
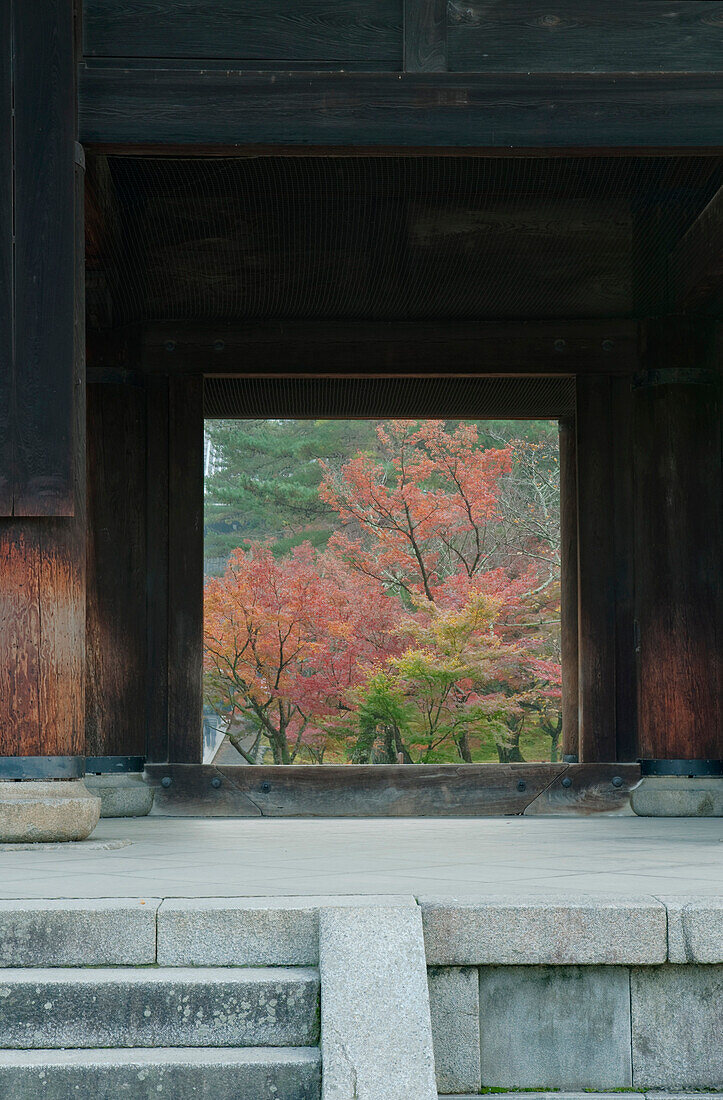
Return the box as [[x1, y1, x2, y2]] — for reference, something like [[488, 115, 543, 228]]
[[0, 1, 88, 779], [86, 379, 148, 762], [611, 375, 637, 761], [633, 326, 722, 763], [558, 417, 579, 759], [168, 375, 204, 763], [144, 374, 204, 765], [576, 374, 617, 762]]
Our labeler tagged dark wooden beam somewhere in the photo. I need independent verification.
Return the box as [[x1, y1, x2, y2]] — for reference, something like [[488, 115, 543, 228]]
[[144, 762, 640, 817], [404, 0, 447, 73], [633, 326, 722, 762], [78, 69, 723, 149], [13, 0, 76, 516], [611, 375, 637, 762], [0, 155, 86, 759], [669, 183, 723, 314], [144, 375, 170, 764], [83, 0, 402, 66], [167, 375, 204, 764], [576, 374, 617, 763], [0, 0, 11, 515], [558, 418, 579, 760], [86, 381, 147, 758], [448, 2, 723, 74], [131, 320, 639, 377]]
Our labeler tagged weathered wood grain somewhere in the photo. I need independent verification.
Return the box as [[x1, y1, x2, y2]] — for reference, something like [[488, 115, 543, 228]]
[[84, 0, 402, 63], [633, 355, 722, 761], [78, 69, 723, 148], [0, 0, 11, 516], [146, 763, 568, 816], [167, 375, 204, 764], [86, 382, 147, 757], [12, 0, 75, 516], [0, 161, 86, 759], [558, 418, 578, 760], [448, 1, 723, 73], [405, 0, 447, 72], [524, 763, 640, 816], [576, 375, 617, 763]]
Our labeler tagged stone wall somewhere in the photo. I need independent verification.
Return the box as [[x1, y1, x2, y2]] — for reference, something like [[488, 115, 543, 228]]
[[421, 896, 723, 1095]]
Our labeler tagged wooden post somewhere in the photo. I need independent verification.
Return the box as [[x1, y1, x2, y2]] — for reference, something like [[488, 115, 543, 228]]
[[558, 417, 579, 759], [633, 326, 722, 763], [168, 375, 204, 764], [611, 375, 637, 761], [142, 373, 204, 765], [576, 374, 617, 762], [86, 379, 148, 761], [0, 1, 88, 777]]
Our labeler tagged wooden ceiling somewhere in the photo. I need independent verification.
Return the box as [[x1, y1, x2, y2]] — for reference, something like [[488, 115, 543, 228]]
[[86, 153, 723, 333]]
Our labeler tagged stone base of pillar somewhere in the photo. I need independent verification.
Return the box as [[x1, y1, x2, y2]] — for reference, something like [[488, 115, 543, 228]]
[[84, 773, 154, 818], [631, 776, 723, 817], [0, 780, 101, 842]]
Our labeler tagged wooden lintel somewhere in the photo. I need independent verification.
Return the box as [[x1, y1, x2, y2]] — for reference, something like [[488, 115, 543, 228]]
[[669, 183, 723, 314], [127, 320, 640, 377], [79, 69, 723, 149]]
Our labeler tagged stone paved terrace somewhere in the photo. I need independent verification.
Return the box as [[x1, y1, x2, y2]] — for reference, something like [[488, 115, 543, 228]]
[[0, 815, 720, 899]]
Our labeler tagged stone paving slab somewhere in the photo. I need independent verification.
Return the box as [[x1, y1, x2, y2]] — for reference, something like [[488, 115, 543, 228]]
[[1, 817, 721, 900], [320, 904, 437, 1100], [0, 967, 319, 1049], [421, 894, 667, 964], [0, 1047, 321, 1100], [158, 895, 416, 966], [660, 895, 723, 963], [0, 897, 160, 966]]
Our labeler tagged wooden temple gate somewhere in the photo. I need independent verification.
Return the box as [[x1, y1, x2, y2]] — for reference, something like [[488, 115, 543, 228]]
[[0, 0, 721, 828]]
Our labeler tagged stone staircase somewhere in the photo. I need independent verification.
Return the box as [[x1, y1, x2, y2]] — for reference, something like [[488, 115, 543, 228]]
[[0, 964, 321, 1098]]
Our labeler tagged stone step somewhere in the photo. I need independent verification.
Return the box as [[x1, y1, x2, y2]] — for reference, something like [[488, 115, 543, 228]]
[[0, 967, 319, 1049], [0, 1047, 321, 1099]]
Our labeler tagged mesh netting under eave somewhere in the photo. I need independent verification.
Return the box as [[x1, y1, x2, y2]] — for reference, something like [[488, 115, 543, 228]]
[[203, 375, 576, 420], [86, 154, 723, 327]]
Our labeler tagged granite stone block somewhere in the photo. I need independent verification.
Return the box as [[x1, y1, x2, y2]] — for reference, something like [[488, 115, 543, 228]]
[[631, 964, 723, 1088], [661, 896, 723, 963], [158, 894, 415, 966], [421, 894, 667, 964], [0, 966, 319, 1049], [428, 966, 481, 1094], [478, 965, 632, 1089], [320, 904, 437, 1100], [0, 1047, 321, 1099], [0, 897, 160, 966]]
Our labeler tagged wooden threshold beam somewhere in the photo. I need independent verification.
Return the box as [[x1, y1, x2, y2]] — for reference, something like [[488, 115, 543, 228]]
[[79, 69, 723, 149], [669, 183, 723, 314], [144, 762, 641, 817]]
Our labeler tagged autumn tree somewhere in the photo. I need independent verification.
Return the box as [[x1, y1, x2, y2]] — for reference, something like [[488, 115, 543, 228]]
[[319, 420, 514, 603], [204, 542, 398, 763]]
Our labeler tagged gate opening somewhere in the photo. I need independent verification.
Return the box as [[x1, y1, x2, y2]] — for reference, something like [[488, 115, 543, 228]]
[[203, 414, 562, 767]]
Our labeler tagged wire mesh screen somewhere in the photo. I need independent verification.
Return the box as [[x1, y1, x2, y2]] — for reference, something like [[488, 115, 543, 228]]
[[204, 374, 575, 419], [86, 155, 723, 327]]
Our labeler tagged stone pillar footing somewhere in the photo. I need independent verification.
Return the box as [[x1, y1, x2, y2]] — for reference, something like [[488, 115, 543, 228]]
[[0, 780, 101, 842], [84, 773, 154, 818], [631, 776, 723, 817]]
